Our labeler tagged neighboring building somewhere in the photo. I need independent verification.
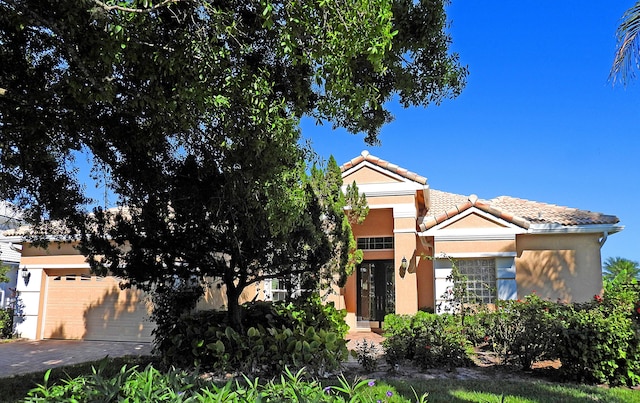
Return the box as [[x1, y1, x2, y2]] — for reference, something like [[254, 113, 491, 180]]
[[0, 201, 23, 311], [0, 151, 623, 340]]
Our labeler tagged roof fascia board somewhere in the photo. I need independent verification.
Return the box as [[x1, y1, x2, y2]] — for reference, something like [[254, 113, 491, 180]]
[[392, 203, 417, 219], [0, 234, 80, 243], [394, 228, 417, 234], [0, 235, 25, 243], [343, 182, 421, 198], [527, 223, 624, 235], [22, 263, 91, 269], [433, 252, 517, 259], [426, 227, 524, 241]]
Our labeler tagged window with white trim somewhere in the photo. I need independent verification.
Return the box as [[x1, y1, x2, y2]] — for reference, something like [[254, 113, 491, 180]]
[[357, 237, 393, 250]]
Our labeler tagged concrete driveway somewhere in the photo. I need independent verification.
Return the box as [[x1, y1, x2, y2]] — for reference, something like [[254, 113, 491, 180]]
[[0, 340, 153, 378]]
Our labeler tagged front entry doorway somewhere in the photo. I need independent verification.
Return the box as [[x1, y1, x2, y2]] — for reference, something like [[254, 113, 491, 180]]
[[357, 260, 395, 326]]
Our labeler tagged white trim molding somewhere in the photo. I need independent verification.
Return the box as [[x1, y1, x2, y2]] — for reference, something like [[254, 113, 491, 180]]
[[528, 223, 624, 235], [393, 228, 417, 234], [393, 203, 417, 219], [342, 182, 421, 198], [434, 252, 517, 259], [22, 263, 91, 269]]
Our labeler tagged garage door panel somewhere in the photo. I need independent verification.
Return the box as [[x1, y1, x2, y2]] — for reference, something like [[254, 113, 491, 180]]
[[43, 270, 154, 342]]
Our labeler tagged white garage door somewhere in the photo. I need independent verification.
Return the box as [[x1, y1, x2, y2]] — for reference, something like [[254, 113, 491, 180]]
[[42, 269, 154, 342]]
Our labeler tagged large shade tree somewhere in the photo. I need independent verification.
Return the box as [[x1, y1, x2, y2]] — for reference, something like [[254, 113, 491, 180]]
[[0, 0, 467, 330]]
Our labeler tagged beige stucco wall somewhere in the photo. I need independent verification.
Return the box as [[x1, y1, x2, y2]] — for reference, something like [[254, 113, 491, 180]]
[[442, 212, 507, 229], [435, 239, 516, 255], [196, 280, 259, 311], [351, 208, 393, 238], [367, 194, 415, 206], [515, 233, 603, 303], [416, 237, 434, 310], [343, 166, 402, 184], [22, 242, 81, 257], [394, 230, 418, 314]]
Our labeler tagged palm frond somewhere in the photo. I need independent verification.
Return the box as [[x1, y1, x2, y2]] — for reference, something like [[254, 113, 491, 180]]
[[610, 1, 640, 86]]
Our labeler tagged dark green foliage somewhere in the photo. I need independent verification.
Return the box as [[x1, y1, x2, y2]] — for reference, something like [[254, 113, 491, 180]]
[[382, 311, 473, 370], [156, 296, 348, 376], [478, 287, 640, 386], [552, 279, 640, 386], [0, 307, 13, 338], [1, 0, 466, 336], [309, 156, 368, 287], [556, 301, 640, 386], [0, 263, 10, 284], [483, 294, 562, 369], [384, 286, 640, 386]]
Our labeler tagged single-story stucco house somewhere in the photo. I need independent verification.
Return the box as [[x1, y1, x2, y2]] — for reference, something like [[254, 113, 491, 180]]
[[331, 151, 622, 330], [0, 151, 623, 340]]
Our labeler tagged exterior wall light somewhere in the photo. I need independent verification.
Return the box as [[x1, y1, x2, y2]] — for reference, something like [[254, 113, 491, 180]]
[[21, 267, 30, 284], [399, 256, 408, 278]]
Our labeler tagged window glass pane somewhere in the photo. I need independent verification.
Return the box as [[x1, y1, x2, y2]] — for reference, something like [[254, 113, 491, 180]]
[[356, 237, 393, 250], [457, 259, 497, 304]]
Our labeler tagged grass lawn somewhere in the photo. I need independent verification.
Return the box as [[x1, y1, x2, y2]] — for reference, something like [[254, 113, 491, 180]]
[[388, 378, 639, 403], [0, 357, 638, 402]]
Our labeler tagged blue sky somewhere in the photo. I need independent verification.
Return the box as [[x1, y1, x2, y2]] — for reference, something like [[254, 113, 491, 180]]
[[301, 1, 640, 264]]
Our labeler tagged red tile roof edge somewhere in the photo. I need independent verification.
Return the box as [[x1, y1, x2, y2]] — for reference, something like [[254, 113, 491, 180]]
[[340, 151, 428, 185], [419, 194, 532, 231]]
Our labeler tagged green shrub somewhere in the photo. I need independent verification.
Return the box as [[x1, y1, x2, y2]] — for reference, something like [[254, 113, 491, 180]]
[[156, 294, 349, 376], [351, 339, 380, 372], [0, 307, 13, 338], [483, 294, 562, 369], [383, 311, 473, 370], [556, 298, 640, 386]]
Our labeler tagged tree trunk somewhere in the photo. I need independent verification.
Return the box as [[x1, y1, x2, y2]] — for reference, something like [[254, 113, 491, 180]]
[[226, 285, 244, 333]]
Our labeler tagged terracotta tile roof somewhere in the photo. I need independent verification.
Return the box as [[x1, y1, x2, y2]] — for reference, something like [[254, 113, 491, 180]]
[[489, 196, 620, 226], [420, 191, 620, 231], [340, 151, 427, 185]]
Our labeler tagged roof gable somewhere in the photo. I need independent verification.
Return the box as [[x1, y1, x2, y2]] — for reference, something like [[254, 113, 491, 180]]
[[343, 163, 405, 184], [441, 211, 508, 230], [341, 151, 427, 185]]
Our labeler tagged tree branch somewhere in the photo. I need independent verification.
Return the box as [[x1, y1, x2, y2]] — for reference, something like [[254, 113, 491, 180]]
[[92, 0, 186, 14]]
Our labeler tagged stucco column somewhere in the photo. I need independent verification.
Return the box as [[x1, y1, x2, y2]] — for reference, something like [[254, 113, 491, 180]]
[[393, 215, 418, 315], [14, 266, 43, 339]]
